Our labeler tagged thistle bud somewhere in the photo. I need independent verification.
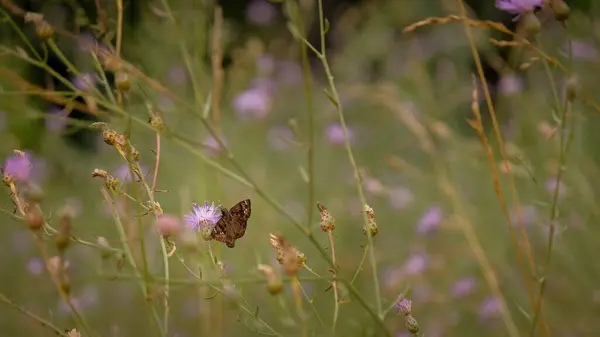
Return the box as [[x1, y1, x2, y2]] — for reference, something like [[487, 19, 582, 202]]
[[35, 20, 55, 40], [404, 314, 420, 334], [551, 0, 570, 21], [258, 264, 283, 295], [522, 12, 541, 35]]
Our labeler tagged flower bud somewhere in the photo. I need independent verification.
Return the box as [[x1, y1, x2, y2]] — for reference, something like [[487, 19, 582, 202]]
[[565, 76, 578, 102], [522, 12, 541, 35], [115, 72, 131, 91], [26, 209, 44, 231], [551, 0, 570, 21], [35, 21, 55, 40], [404, 314, 420, 334]]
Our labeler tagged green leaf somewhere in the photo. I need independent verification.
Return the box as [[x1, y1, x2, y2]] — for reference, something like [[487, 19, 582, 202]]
[[324, 18, 330, 35]]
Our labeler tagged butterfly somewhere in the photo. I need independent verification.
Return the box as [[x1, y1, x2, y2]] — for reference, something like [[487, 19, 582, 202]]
[[211, 199, 251, 248]]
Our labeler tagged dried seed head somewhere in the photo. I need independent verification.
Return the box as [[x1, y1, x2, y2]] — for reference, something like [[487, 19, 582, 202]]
[[91, 169, 119, 191], [149, 115, 165, 132], [26, 208, 44, 231], [269, 234, 305, 276], [317, 202, 336, 232], [362, 204, 379, 237]]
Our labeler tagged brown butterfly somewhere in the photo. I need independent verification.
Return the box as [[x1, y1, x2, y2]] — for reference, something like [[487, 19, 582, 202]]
[[211, 199, 251, 248]]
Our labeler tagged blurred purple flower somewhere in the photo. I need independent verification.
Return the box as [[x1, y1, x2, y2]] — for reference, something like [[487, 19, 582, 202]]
[[388, 187, 414, 210], [233, 88, 271, 120], [72, 73, 96, 91], [545, 177, 566, 200], [184, 201, 222, 240], [569, 40, 598, 61], [27, 258, 44, 276], [114, 164, 148, 183], [3, 152, 33, 182], [276, 60, 303, 85], [247, 0, 276, 26], [402, 253, 429, 276], [479, 296, 502, 320], [496, 0, 542, 17], [12, 231, 30, 254], [203, 135, 227, 156], [167, 65, 187, 86], [451, 276, 477, 297], [416, 206, 444, 236], [256, 55, 275, 73], [510, 204, 538, 227], [363, 177, 385, 195], [46, 107, 68, 132], [268, 125, 296, 151], [325, 123, 355, 146], [498, 74, 524, 95]]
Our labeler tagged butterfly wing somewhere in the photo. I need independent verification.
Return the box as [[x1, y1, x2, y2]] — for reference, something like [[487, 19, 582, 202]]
[[211, 199, 251, 248], [229, 199, 251, 240]]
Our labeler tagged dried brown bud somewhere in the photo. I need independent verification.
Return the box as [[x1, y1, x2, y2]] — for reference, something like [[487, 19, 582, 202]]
[[362, 204, 379, 237], [35, 20, 55, 40], [149, 116, 165, 132], [115, 72, 131, 91], [269, 234, 305, 276], [317, 202, 336, 232], [26, 208, 44, 231]]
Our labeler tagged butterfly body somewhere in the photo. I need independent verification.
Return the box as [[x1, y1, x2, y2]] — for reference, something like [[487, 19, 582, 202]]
[[212, 199, 251, 248]]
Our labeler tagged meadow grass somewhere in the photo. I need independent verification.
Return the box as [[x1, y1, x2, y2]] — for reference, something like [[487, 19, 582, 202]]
[[0, 0, 599, 336]]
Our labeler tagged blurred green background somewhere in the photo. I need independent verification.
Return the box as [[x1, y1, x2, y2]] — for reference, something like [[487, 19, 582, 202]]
[[1, 0, 600, 336]]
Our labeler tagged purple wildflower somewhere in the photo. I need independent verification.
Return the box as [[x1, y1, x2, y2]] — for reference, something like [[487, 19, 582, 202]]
[[184, 201, 222, 240], [233, 87, 271, 120], [388, 187, 414, 210], [256, 55, 275, 73], [545, 177, 566, 200], [416, 206, 444, 236], [3, 152, 33, 182], [396, 298, 412, 315], [498, 74, 524, 95], [451, 276, 477, 298], [402, 253, 429, 276], [72, 73, 96, 91], [325, 123, 355, 146], [478, 296, 502, 320], [276, 60, 303, 85], [203, 135, 227, 156], [27, 258, 44, 276], [569, 40, 599, 61], [247, 0, 276, 26], [510, 204, 538, 227], [46, 107, 68, 132], [496, 0, 543, 16], [267, 125, 296, 151], [167, 65, 187, 86]]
